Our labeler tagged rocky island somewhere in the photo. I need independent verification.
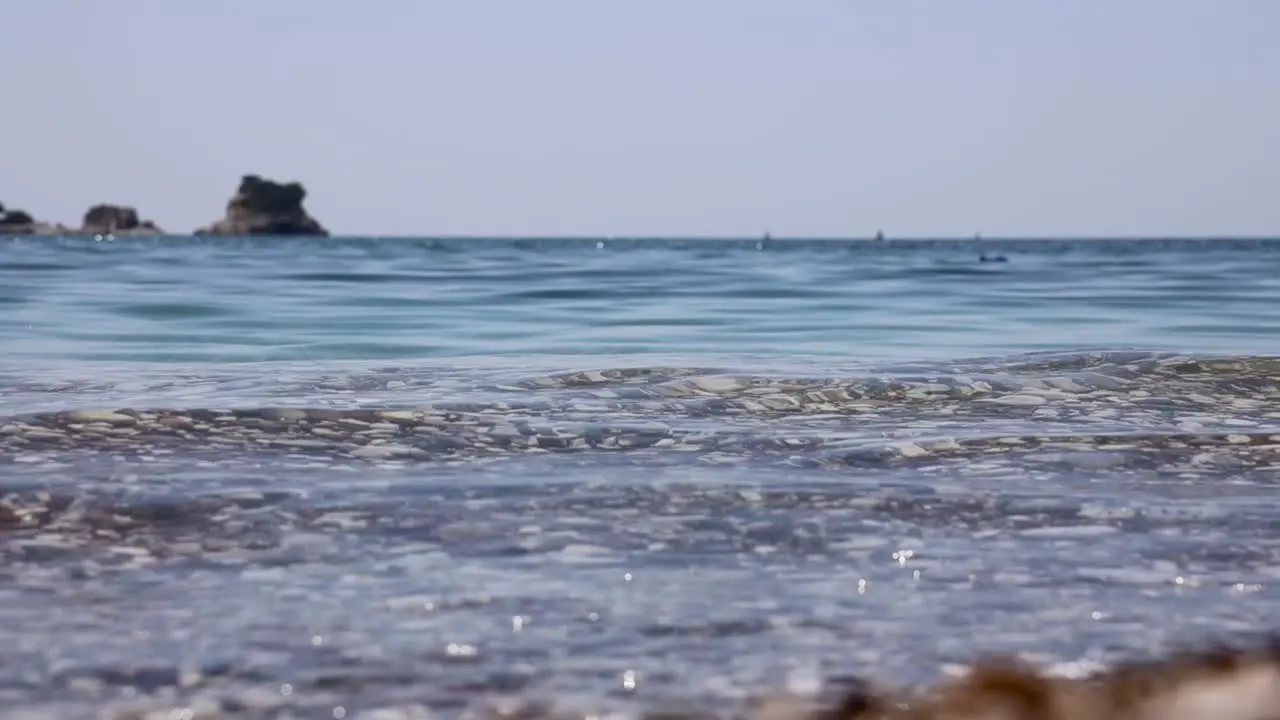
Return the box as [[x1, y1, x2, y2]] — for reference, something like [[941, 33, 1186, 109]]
[[1, 173, 327, 237], [0, 202, 163, 236], [0, 202, 62, 235], [80, 204, 163, 236], [194, 174, 328, 236]]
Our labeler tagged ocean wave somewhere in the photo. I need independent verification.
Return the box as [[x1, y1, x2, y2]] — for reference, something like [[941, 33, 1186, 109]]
[[2, 350, 1278, 718], [2, 351, 1276, 469]]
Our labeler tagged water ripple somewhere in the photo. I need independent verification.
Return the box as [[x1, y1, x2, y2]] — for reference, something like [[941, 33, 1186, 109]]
[[3, 238, 1280, 717], [2, 237, 1279, 362]]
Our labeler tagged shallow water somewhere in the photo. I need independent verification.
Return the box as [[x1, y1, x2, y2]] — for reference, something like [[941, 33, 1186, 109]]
[[1, 237, 1278, 719]]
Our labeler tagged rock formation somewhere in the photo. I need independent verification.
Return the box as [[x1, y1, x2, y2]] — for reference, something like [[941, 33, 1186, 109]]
[[1, 201, 162, 236], [80, 204, 162, 235], [0, 207, 33, 228], [0, 204, 46, 234], [194, 174, 328, 236]]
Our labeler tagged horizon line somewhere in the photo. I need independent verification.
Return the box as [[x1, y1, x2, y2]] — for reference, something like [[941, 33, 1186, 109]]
[[10, 232, 1280, 242]]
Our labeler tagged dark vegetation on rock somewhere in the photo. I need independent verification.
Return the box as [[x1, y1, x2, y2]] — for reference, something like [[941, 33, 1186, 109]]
[[0, 204, 40, 234], [194, 174, 328, 236], [80, 204, 162, 235], [1, 208, 33, 226]]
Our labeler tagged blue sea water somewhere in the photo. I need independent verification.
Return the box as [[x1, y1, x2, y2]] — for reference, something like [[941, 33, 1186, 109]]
[[3, 236, 1280, 364], [1, 235, 1279, 719]]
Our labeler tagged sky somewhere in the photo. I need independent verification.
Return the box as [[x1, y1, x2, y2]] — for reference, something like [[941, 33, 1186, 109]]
[[4, 1, 1278, 238]]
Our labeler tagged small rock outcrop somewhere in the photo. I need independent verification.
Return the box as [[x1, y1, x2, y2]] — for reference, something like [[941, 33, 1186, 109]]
[[80, 204, 162, 235], [194, 174, 328, 236], [0, 204, 42, 234], [1, 207, 33, 225]]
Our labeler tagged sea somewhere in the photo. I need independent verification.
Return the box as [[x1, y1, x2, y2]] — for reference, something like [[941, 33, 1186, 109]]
[[1, 235, 1278, 719]]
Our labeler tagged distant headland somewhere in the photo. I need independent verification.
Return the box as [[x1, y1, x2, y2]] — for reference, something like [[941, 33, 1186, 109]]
[[0, 174, 328, 238]]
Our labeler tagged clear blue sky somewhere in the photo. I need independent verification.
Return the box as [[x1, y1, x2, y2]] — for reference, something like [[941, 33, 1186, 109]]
[[5, 1, 1277, 237]]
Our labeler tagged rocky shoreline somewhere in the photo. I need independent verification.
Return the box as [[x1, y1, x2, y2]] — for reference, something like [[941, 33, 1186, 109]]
[[0, 173, 328, 237]]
